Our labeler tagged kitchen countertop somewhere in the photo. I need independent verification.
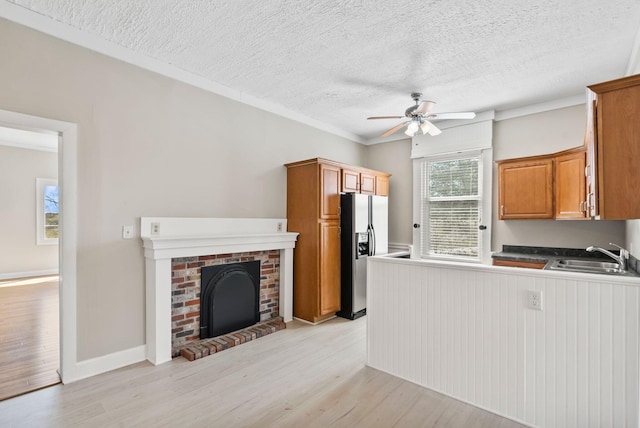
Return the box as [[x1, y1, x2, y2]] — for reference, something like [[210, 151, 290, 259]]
[[492, 244, 639, 273]]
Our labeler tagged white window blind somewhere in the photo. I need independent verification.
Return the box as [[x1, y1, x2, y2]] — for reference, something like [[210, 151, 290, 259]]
[[421, 155, 480, 260]]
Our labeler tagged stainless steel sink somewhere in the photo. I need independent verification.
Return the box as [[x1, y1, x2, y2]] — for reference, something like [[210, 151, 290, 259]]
[[545, 259, 638, 276]]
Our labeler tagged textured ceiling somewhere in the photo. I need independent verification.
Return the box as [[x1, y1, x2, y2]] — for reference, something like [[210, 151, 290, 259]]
[[4, 0, 640, 142]]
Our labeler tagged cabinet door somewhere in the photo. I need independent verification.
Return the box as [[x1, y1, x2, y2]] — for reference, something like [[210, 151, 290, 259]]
[[492, 259, 546, 269], [585, 93, 599, 218], [341, 168, 359, 193], [499, 158, 554, 219], [360, 172, 376, 195], [555, 150, 587, 219], [319, 221, 340, 316], [597, 83, 640, 219], [375, 174, 389, 196], [320, 163, 341, 220]]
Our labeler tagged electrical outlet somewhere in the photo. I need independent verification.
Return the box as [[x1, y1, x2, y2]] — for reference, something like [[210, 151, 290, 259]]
[[151, 222, 160, 235], [527, 290, 543, 311], [277, 222, 283, 232], [122, 226, 134, 239]]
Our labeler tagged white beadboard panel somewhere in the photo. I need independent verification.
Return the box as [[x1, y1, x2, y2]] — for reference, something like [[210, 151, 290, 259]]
[[366, 258, 640, 428]]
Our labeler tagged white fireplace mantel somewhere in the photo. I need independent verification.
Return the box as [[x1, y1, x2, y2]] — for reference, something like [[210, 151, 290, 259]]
[[140, 217, 298, 365]]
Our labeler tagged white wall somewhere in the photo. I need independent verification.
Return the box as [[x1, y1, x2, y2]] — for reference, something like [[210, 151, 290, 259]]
[[0, 18, 366, 360], [366, 138, 413, 246], [368, 257, 640, 428], [0, 145, 58, 276]]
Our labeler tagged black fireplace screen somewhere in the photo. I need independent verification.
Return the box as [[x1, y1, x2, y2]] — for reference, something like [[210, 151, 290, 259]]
[[200, 260, 260, 339]]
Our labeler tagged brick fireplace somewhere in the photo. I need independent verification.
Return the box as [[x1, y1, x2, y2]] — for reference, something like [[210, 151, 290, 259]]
[[171, 250, 279, 357], [141, 217, 298, 365]]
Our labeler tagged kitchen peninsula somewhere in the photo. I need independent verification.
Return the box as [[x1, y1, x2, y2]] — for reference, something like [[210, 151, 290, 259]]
[[366, 254, 640, 428]]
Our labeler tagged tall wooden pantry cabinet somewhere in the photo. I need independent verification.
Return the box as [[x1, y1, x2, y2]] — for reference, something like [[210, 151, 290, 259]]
[[285, 158, 390, 323]]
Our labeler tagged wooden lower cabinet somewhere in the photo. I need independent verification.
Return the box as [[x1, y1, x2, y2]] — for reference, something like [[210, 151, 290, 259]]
[[319, 221, 341, 316], [492, 259, 546, 269]]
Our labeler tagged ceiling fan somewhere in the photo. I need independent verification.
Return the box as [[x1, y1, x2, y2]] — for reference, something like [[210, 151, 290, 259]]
[[368, 92, 476, 137]]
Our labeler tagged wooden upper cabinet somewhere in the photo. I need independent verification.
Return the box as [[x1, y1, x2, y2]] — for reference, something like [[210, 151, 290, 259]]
[[555, 148, 587, 219], [584, 92, 599, 218], [320, 163, 341, 220], [498, 157, 554, 219], [341, 167, 390, 196], [359, 172, 376, 195], [376, 174, 390, 196], [587, 74, 640, 219], [498, 148, 590, 220], [341, 168, 360, 193]]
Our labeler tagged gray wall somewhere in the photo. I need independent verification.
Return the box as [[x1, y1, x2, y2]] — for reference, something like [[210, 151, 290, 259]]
[[0, 145, 58, 275], [366, 138, 413, 246], [366, 105, 625, 251], [0, 18, 366, 360]]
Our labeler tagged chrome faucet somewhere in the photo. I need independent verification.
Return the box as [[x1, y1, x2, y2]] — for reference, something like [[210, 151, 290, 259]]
[[586, 242, 629, 270]]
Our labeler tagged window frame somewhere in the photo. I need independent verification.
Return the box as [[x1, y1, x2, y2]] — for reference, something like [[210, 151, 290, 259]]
[[413, 148, 493, 264], [36, 177, 59, 245]]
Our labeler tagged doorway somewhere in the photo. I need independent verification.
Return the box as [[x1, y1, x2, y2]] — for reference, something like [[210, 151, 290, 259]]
[[0, 109, 78, 387], [0, 126, 60, 399]]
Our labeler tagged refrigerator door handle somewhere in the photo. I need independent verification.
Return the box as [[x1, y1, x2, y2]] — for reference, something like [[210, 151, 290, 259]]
[[365, 226, 369, 256], [370, 224, 376, 256]]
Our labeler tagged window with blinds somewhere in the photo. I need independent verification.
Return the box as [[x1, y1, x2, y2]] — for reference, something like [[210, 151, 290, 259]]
[[420, 155, 481, 260]]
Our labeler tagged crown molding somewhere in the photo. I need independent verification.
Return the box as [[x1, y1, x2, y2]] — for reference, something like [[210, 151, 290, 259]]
[[0, 2, 364, 144]]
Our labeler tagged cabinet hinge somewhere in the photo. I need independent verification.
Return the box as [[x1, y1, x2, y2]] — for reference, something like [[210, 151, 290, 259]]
[[338, 227, 341, 235], [338, 206, 341, 215]]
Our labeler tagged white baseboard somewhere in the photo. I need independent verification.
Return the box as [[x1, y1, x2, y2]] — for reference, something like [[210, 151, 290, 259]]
[[64, 345, 147, 384], [0, 269, 59, 280]]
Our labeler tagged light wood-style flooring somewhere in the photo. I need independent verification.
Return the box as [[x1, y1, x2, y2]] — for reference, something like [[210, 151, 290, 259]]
[[0, 276, 60, 401], [0, 316, 526, 427]]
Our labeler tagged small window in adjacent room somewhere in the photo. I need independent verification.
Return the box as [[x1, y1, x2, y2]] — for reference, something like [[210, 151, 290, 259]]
[[36, 178, 59, 245]]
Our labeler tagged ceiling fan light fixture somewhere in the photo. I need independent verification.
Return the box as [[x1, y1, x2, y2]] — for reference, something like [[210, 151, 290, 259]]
[[404, 120, 420, 136], [420, 121, 431, 135], [369, 93, 475, 138]]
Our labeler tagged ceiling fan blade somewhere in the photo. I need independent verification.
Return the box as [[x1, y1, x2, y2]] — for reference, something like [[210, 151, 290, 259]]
[[426, 120, 442, 136], [426, 112, 476, 120], [367, 115, 404, 120], [415, 101, 435, 115], [381, 121, 410, 137]]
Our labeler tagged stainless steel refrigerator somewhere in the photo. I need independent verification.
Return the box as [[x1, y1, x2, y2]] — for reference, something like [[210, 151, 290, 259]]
[[337, 192, 388, 319]]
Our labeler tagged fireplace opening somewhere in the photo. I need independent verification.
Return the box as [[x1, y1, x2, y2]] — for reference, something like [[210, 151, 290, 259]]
[[200, 261, 260, 339]]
